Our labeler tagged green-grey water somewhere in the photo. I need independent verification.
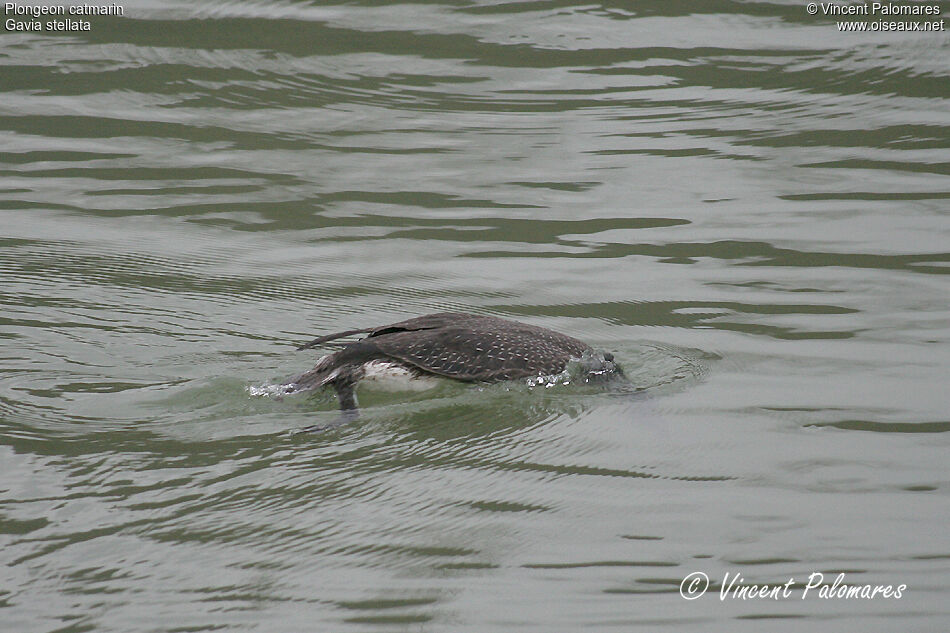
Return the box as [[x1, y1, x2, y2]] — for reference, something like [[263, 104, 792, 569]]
[[1, 1, 948, 631]]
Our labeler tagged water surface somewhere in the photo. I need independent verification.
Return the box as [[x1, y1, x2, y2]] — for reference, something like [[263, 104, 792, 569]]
[[1, 1, 948, 631]]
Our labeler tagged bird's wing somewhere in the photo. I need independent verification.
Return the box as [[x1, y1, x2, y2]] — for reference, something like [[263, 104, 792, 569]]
[[297, 312, 474, 350], [373, 326, 590, 382]]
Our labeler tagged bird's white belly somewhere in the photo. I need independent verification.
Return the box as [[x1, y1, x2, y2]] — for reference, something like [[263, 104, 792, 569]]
[[359, 360, 441, 392]]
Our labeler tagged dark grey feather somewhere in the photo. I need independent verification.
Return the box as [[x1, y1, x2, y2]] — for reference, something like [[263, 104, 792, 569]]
[[290, 312, 599, 416]]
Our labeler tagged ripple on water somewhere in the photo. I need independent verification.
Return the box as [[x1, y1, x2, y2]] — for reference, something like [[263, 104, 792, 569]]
[[1, 0, 947, 628]]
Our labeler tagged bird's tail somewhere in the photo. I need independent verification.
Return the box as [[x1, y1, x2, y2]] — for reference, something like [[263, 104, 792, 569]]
[[284, 353, 341, 393], [285, 351, 362, 414]]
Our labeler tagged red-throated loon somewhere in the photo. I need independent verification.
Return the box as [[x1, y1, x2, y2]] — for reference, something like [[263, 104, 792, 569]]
[[287, 312, 619, 421]]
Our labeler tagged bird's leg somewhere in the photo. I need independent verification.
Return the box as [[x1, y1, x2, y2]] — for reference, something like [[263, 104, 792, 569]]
[[290, 381, 360, 435], [290, 408, 360, 435], [333, 380, 359, 412]]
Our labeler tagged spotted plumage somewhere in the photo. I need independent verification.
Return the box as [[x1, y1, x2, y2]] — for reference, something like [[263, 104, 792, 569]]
[[288, 312, 612, 415]]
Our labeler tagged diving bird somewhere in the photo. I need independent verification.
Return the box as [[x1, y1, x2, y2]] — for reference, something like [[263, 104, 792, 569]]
[[287, 312, 619, 422]]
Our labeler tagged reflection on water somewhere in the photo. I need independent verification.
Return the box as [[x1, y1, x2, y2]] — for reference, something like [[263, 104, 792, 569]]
[[1, 0, 948, 631]]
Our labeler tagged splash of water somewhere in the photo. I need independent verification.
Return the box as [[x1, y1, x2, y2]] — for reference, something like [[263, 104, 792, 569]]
[[247, 382, 299, 399], [525, 350, 623, 389]]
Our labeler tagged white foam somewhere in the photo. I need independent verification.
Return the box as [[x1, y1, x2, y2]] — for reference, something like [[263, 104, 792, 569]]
[[247, 382, 298, 398]]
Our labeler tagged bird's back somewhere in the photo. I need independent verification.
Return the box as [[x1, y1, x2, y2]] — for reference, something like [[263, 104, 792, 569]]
[[288, 312, 600, 417]]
